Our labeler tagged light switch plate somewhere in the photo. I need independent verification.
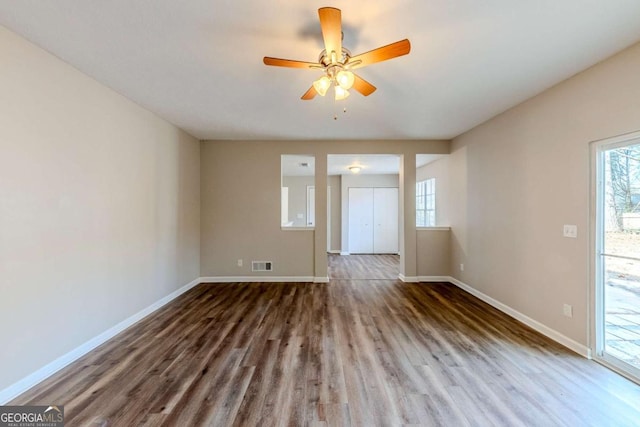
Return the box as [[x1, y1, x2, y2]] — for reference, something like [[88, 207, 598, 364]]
[[563, 224, 577, 238]]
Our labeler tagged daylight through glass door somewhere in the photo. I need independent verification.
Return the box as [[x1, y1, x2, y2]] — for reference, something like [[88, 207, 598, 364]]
[[597, 139, 640, 380]]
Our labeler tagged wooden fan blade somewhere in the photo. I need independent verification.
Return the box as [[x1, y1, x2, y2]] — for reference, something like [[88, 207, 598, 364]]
[[352, 74, 377, 96], [263, 57, 320, 69], [318, 7, 342, 61], [348, 39, 411, 70], [301, 86, 317, 100]]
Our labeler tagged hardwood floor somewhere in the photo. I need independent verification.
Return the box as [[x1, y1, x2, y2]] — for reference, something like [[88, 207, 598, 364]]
[[11, 256, 640, 426], [328, 253, 399, 279]]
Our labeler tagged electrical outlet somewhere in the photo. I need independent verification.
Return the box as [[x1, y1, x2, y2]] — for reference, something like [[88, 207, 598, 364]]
[[563, 225, 577, 238], [460, 263, 464, 272], [563, 304, 573, 318], [237, 259, 243, 267]]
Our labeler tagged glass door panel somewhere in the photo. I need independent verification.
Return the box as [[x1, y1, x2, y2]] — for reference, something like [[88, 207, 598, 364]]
[[598, 140, 640, 380], [603, 256, 640, 370]]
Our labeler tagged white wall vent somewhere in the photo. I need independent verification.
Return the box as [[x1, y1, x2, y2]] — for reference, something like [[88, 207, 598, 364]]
[[252, 261, 273, 272]]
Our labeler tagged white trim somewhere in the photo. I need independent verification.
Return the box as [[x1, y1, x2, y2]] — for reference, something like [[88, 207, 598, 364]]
[[594, 354, 640, 386], [590, 139, 605, 361], [200, 276, 314, 283], [0, 273, 597, 405], [340, 251, 350, 256], [590, 129, 640, 148], [445, 276, 591, 358], [281, 227, 315, 231], [328, 250, 341, 254], [0, 277, 201, 404], [417, 276, 451, 282], [590, 132, 640, 383], [416, 227, 451, 231]]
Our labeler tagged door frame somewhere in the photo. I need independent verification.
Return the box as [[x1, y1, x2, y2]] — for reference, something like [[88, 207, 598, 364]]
[[327, 186, 331, 252], [307, 185, 315, 227], [590, 129, 640, 384]]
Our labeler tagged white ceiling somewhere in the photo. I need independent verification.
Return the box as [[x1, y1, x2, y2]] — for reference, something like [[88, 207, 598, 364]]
[[283, 154, 446, 176], [329, 154, 400, 176], [1, 1, 640, 141]]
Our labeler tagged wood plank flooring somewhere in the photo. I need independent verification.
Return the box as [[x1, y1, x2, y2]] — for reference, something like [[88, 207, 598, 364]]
[[328, 253, 399, 280], [11, 255, 640, 426]]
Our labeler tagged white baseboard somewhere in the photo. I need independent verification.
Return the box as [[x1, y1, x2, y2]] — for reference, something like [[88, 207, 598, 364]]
[[328, 250, 341, 254], [340, 251, 350, 256], [398, 274, 419, 283], [417, 276, 451, 282], [445, 276, 591, 358], [0, 277, 201, 404], [200, 276, 315, 283], [2, 273, 591, 405]]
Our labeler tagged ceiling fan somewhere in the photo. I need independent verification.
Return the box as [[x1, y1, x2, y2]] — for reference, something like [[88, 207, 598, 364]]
[[263, 7, 411, 101]]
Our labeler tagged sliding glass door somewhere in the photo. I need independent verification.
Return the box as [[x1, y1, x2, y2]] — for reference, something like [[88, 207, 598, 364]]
[[594, 134, 640, 381]]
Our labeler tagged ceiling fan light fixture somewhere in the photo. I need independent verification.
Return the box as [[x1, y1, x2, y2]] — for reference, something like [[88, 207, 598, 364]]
[[263, 7, 411, 102], [335, 85, 350, 100], [349, 166, 361, 174], [313, 75, 331, 96], [336, 70, 355, 90]]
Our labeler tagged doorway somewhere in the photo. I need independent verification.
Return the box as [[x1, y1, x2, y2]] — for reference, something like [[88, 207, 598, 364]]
[[593, 132, 640, 382], [327, 154, 401, 280]]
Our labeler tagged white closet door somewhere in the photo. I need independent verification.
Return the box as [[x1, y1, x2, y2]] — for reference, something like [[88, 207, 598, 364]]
[[348, 188, 374, 253], [373, 188, 399, 254]]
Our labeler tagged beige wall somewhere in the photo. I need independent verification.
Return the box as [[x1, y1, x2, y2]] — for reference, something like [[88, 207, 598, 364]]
[[0, 26, 200, 392], [200, 141, 449, 279], [416, 229, 451, 277], [449, 41, 640, 347], [417, 156, 451, 226], [201, 142, 316, 278], [282, 175, 314, 227]]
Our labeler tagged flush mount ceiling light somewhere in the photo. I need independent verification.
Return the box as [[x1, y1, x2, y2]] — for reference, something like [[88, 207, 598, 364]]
[[263, 7, 411, 101], [349, 166, 362, 174]]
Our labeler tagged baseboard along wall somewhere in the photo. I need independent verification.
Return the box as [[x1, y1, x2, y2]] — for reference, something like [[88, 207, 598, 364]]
[[0, 274, 334, 403], [2, 273, 592, 404], [0, 277, 201, 404], [418, 275, 592, 359]]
